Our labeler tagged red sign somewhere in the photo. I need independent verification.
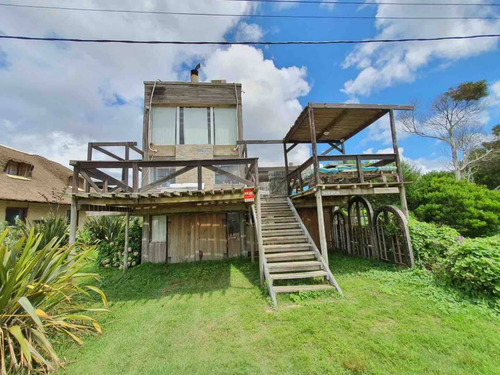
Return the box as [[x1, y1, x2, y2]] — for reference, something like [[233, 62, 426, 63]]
[[244, 188, 255, 203]]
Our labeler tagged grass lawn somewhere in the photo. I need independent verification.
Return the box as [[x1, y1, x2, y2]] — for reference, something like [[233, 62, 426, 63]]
[[59, 254, 500, 375]]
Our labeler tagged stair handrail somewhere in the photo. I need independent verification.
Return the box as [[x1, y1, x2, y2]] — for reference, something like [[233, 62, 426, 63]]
[[251, 204, 278, 307], [286, 198, 344, 296]]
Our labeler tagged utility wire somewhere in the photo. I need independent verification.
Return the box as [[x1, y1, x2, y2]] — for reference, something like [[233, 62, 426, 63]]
[[0, 3, 499, 19], [0, 34, 499, 45], [224, 0, 500, 6]]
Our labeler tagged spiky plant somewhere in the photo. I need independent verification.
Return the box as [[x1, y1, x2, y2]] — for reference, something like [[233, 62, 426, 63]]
[[17, 214, 69, 248], [83, 215, 125, 244], [0, 229, 107, 374]]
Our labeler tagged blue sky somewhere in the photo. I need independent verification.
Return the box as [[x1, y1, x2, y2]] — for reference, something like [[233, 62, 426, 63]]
[[0, 0, 499, 171]]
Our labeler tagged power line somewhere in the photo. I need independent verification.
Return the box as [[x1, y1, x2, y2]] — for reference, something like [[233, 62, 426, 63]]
[[0, 3, 499, 20], [224, 0, 500, 6], [0, 34, 499, 45]]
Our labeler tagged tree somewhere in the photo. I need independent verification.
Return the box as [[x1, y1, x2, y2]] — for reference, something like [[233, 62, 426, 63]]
[[399, 80, 493, 181], [469, 125, 500, 189]]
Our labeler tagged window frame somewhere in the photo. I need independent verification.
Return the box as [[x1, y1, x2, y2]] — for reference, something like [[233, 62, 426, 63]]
[[5, 207, 28, 225]]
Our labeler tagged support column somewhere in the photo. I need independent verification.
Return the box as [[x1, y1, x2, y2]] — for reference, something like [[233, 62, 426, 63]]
[[315, 188, 329, 267], [240, 212, 247, 257], [255, 191, 264, 287], [308, 105, 320, 187], [69, 196, 77, 245], [123, 212, 130, 274], [141, 214, 150, 263], [389, 109, 409, 218], [283, 142, 290, 195], [249, 207, 255, 263]]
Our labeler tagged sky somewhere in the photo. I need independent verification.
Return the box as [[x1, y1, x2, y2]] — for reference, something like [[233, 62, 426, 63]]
[[0, 0, 499, 172]]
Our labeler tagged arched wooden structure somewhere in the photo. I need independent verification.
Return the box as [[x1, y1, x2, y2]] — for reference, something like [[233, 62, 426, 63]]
[[374, 205, 414, 267], [331, 209, 350, 254], [347, 196, 377, 259]]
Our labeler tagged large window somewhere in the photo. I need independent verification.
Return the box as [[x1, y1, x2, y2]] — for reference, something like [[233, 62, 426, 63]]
[[151, 107, 176, 145], [151, 106, 237, 146], [5, 207, 27, 225], [151, 215, 167, 242]]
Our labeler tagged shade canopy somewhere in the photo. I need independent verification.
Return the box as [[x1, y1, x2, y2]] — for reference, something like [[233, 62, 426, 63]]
[[284, 103, 414, 144]]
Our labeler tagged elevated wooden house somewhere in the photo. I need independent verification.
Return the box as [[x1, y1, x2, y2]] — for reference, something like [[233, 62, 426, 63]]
[[69, 70, 415, 307]]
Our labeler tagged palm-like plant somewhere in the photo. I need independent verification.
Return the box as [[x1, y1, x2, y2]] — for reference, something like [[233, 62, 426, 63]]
[[17, 214, 69, 248], [83, 215, 125, 244], [0, 229, 107, 374]]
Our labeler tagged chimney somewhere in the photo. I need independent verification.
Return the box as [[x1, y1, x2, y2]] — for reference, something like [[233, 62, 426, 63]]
[[190, 69, 199, 83]]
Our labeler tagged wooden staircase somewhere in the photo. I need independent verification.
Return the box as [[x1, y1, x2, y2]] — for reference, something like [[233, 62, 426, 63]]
[[254, 196, 343, 308]]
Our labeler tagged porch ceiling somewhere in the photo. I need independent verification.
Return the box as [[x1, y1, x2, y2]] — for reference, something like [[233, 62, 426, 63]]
[[283, 103, 414, 144]]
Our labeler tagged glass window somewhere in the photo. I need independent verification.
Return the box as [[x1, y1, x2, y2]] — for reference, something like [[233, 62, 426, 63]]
[[181, 107, 210, 144], [151, 215, 167, 242], [151, 107, 176, 145], [214, 107, 237, 145], [5, 207, 27, 225], [214, 165, 241, 185], [153, 167, 176, 187]]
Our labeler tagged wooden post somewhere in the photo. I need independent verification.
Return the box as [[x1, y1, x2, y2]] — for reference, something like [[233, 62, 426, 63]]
[[132, 163, 139, 192], [123, 212, 130, 274], [123, 145, 130, 185], [197, 164, 203, 190], [315, 188, 329, 267], [356, 155, 364, 183], [255, 191, 264, 287], [240, 212, 247, 257], [308, 105, 320, 187], [85, 144, 92, 193], [283, 142, 290, 195], [69, 195, 77, 245], [389, 109, 409, 218], [141, 214, 150, 264]]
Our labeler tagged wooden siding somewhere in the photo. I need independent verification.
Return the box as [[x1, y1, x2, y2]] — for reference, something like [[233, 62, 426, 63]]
[[298, 207, 333, 249]]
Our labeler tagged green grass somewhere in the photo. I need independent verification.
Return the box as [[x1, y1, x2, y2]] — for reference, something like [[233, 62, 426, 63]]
[[58, 254, 500, 375]]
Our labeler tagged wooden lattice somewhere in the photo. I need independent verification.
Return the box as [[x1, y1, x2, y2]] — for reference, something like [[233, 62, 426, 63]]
[[332, 209, 350, 254], [347, 196, 377, 259], [374, 205, 414, 267]]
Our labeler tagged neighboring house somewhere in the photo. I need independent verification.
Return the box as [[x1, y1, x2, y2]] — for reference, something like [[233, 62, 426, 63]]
[[0, 145, 77, 225]]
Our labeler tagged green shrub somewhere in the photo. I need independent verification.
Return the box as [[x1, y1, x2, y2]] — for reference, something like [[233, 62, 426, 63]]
[[407, 172, 500, 237], [16, 214, 69, 248], [408, 218, 462, 268], [0, 229, 107, 373], [83, 215, 125, 243], [93, 218, 142, 269], [442, 235, 500, 298]]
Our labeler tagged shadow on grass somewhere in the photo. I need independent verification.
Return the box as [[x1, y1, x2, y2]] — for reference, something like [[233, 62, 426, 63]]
[[93, 257, 261, 303], [328, 251, 406, 276]]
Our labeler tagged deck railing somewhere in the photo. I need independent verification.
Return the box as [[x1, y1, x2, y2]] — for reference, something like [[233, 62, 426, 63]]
[[286, 153, 399, 195], [70, 157, 260, 195]]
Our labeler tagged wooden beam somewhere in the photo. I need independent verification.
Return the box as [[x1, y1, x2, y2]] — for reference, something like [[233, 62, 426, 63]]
[[129, 144, 144, 156], [80, 171, 102, 193], [84, 168, 131, 192], [315, 188, 329, 266], [236, 140, 284, 145], [308, 105, 320, 187], [123, 212, 129, 274], [342, 110, 388, 141], [70, 157, 258, 169], [317, 109, 349, 141], [390, 109, 409, 218], [92, 145, 125, 161], [197, 165, 203, 190], [309, 103, 414, 111], [283, 143, 290, 195], [286, 142, 298, 153]]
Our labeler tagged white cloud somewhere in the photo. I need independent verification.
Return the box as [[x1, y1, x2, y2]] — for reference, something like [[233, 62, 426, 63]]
[[360, 116, 410, 146], [342, 1, 500, 97], [490, 79, 500, 107], [0, 1, 310, 167], [235, 22, 265, 41]]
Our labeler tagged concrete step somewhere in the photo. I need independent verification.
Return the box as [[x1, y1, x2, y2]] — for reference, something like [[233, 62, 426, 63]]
[[273, 284, 334, 293], [262, 229, 303, 237], [267, 261, 322, 273], [270, 270, 328, 280], [263, 235, 307, 244], [264, 243, 313, 253], [265, 251, 316, 262]]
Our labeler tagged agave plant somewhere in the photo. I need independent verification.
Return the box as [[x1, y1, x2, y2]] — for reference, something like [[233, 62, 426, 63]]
[[83, 215, 125, 244], [17, 214, 69, 248], [0, 229, 107, 374]]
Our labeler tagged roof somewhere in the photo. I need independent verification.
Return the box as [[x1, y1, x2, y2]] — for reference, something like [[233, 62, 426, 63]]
[[284, 103, 414, 144], [0, 145, 74, 204]]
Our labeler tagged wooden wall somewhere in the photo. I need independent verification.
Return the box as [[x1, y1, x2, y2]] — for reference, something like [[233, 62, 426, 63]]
[[298, 207, 333, 249]]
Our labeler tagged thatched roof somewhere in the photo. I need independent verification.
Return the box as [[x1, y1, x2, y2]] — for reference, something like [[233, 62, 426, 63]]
[[0, 145, 73, 204]]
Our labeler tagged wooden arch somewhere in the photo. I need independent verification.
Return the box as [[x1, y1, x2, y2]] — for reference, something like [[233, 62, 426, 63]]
[[374, 205, 415, 267], [347, 196, 377, 259], [332, 209, 350, 254]]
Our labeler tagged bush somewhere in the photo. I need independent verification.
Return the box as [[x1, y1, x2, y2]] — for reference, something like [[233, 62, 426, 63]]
[[407, 172, 500, 237], [442, 235, 500, 298], [0, 229, 107, 373], [17, 214, 69, 248], [85, 217, 142, 269], [408, 218, 462, 268]]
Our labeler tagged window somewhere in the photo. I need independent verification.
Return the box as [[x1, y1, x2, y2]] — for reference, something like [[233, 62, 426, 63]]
[[151, 215, 167, 242], [153, 167, 176, 187], [214, 165, 241, 185], [214, 107, 237, 145], [150, 106, 237, 146], [4, 161, 33, 178], [151, 107, 176, 145], [5, 207, 27, 225]]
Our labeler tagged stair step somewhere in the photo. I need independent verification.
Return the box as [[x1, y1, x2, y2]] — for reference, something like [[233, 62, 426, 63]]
[[262, 229, 303, 237], [273, 284, 334, 293], [264, 243, 312, 252], [270, 270, 328, 280], [263, 236, 307, 244], [262, 217, 297, 223], [262, 223, 300, 230], [267, 261, 322, 272], [262, 209, 291, 214], [266, 251, 316, 262]]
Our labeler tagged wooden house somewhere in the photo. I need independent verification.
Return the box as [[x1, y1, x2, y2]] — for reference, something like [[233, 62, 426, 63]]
[[69, 70, 415, 307]]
